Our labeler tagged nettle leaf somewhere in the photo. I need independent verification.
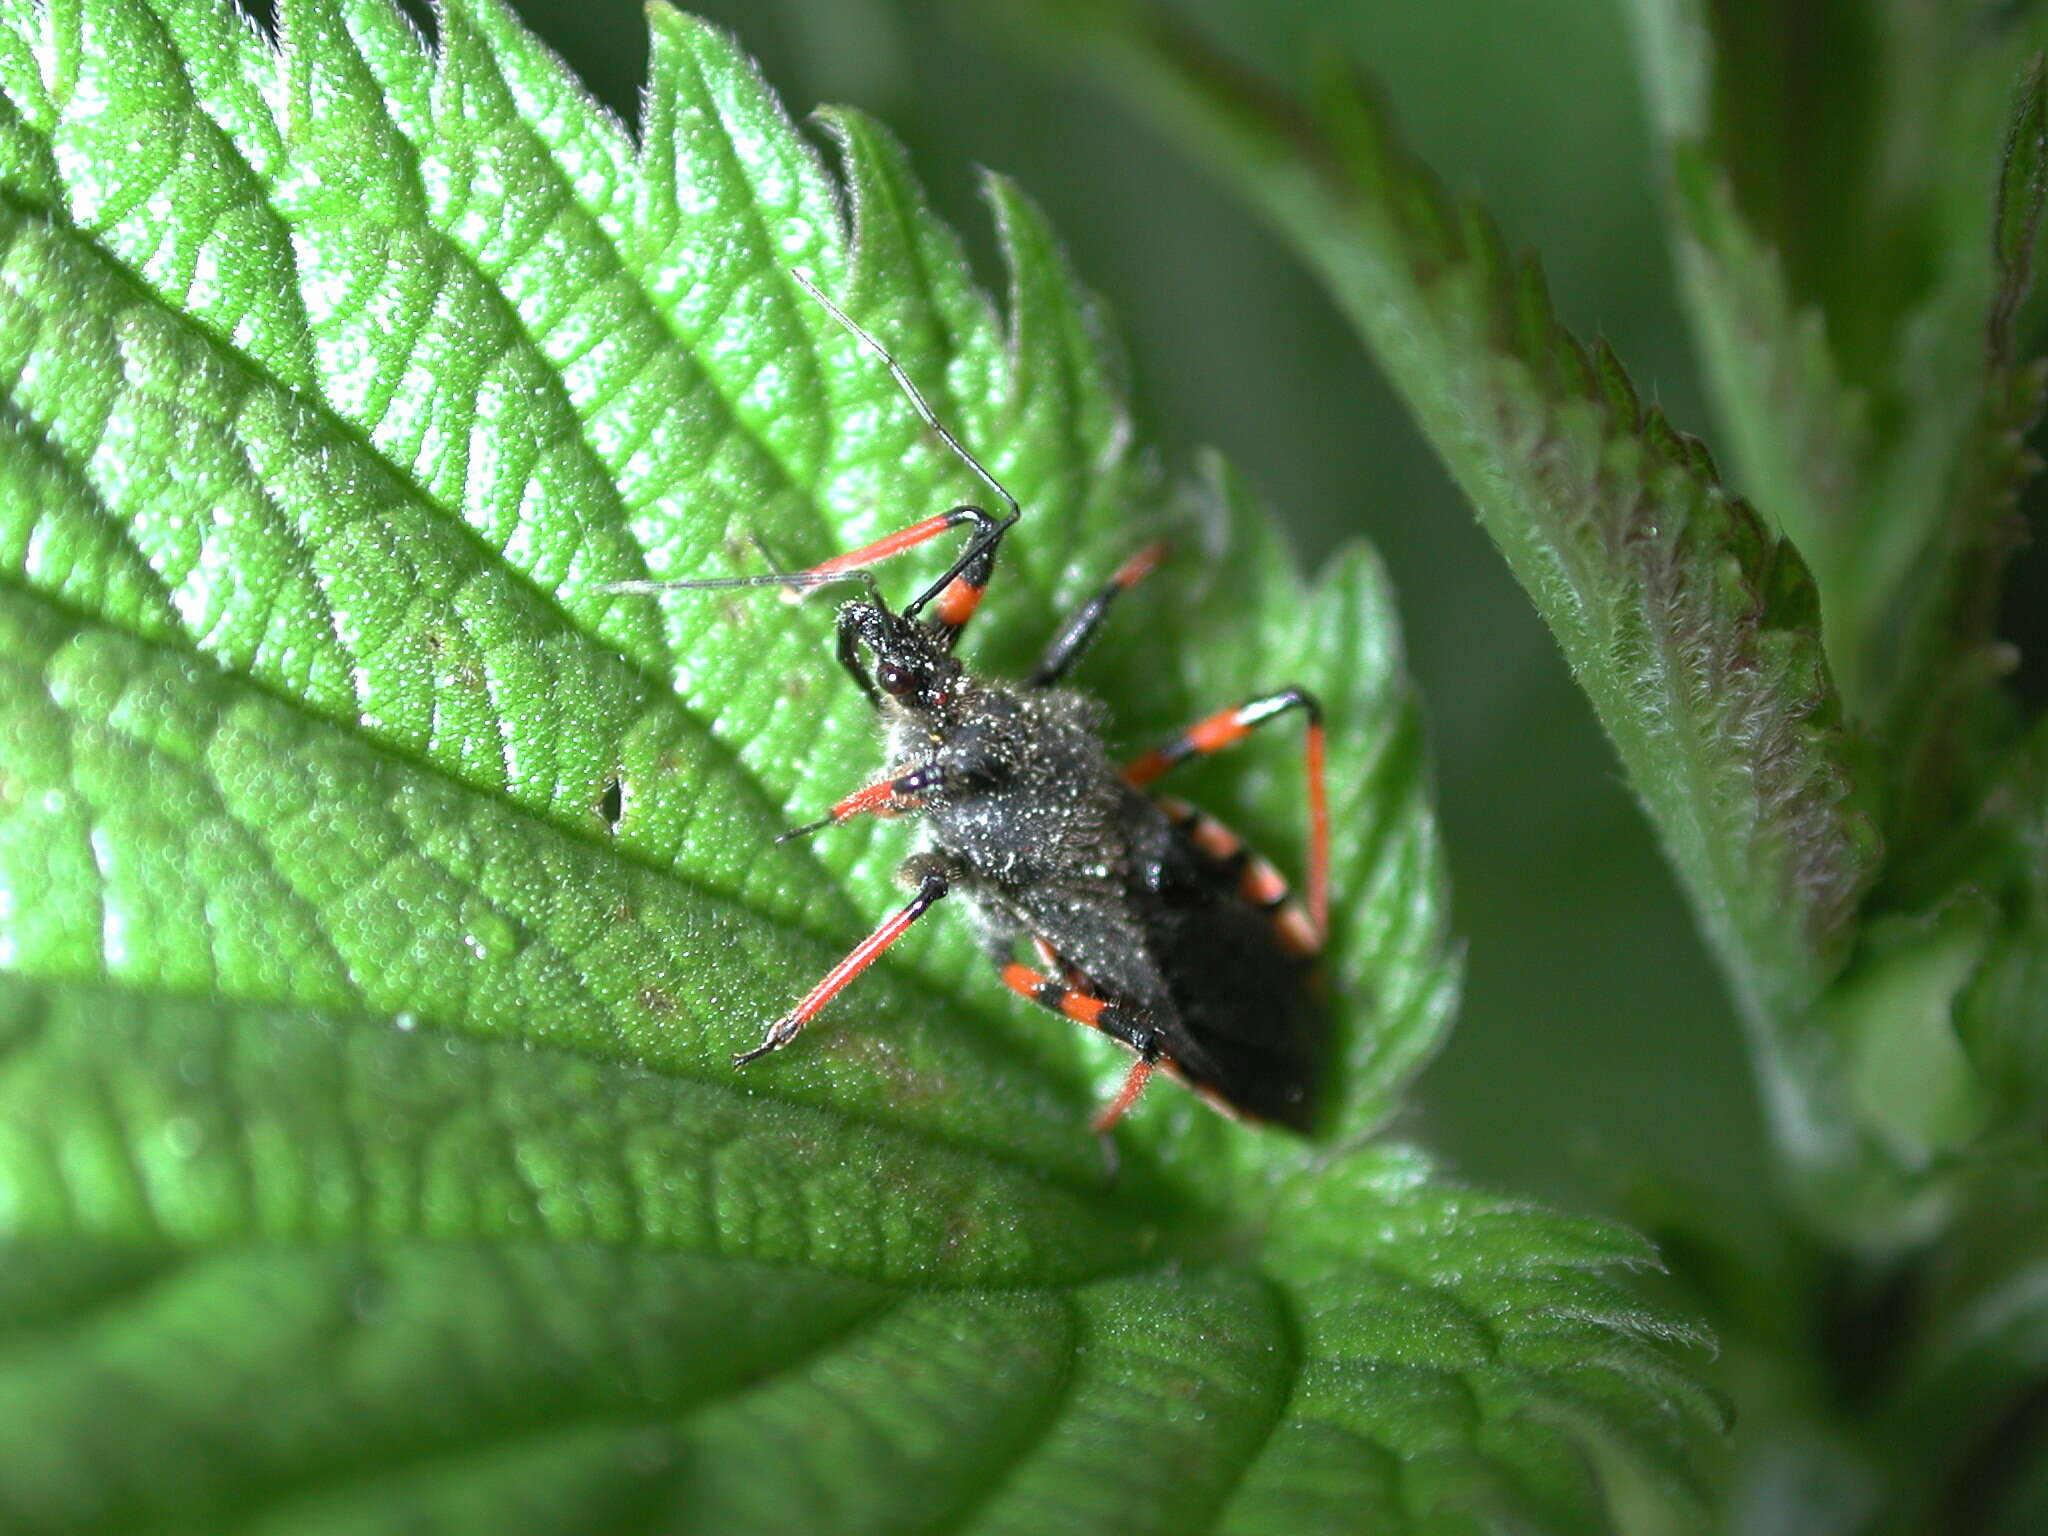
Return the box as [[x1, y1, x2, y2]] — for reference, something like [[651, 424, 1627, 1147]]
[[1882, 54, 2048, 851], [1623, 0, 1877, 649], [1018, 3, 1880, 1198], [1939, 717, 2048, 1143], [1865, 1171, 2048, 1528], [1632, 2, 2048, 1193], [1627, 0, 2048, 835], [0, 0, 1720, 1528]]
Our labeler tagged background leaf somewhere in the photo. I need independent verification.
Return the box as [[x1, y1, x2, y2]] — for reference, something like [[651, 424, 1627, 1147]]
[[1626, 0, 2048, 846], [1626, 0, 2048, 1216], [0, 0, 1720, 1528]]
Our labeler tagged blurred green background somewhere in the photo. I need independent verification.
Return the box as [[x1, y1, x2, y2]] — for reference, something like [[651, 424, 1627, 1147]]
[[493, 0, 1763, 1213]]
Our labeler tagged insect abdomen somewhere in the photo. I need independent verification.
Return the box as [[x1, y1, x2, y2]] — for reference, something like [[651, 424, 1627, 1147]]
[[1132, 796, 1326, 1129], [1143, 895, 1325, 1129]]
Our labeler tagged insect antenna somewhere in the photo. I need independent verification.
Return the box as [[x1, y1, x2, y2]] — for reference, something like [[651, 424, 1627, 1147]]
[[791, 268, 1021, 525], [606, 274, 1023, 627], [598, 568, 887, 603]]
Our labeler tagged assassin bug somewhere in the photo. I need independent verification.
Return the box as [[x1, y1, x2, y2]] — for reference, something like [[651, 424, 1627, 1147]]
[[609, 270, 1332, 1136]]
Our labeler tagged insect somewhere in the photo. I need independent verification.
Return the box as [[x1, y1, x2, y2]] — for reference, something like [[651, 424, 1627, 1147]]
[[609, 270, 1331, 1137]]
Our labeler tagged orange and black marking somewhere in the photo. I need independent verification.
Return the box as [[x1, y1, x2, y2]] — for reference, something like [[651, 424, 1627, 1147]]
[[1000, 960, 1119, 1031], [1157, 796, 1324, 960], [933, 576, 981, 630], [998, 958, 1165, 1132], [794, 503, 1007, 647], [1130, 688, 1329, 945], [1029, 541, 1169, 688]]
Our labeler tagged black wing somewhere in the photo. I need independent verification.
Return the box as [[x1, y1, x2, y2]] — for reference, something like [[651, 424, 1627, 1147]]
[[1125, 794, 1327, 1130]]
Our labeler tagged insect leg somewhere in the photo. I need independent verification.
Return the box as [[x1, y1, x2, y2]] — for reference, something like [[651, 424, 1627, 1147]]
[[1032, 936, 1093, 993], [1093, 1059, 1157, 1135], [734, 862, 952, 1065], [995, 958, 1162, 1131], [835, 602, 884, 706], [776, 764, 944, 843], [1125, 687, 1329, 942], [1028, 542, 1169, 687], [804, 502, 1010, 645]]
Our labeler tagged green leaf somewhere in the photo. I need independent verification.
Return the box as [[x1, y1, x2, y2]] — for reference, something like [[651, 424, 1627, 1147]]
[[1880, 53, 2048, 855], [1011, 0, 1881, 1203], [1627, 2, 2048, 842], [1623, 7, 2048, 1220], [1939, 717, 2048, 1142], [0, 0, 1720, 1527], [1620, 0, 1876, 684], [0, 991, 1727, 1531], [1628, 0, 1891, 368]]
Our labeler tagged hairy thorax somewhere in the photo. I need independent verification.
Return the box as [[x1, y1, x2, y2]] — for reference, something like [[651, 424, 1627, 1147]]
[[885, 678, 1127, 892]]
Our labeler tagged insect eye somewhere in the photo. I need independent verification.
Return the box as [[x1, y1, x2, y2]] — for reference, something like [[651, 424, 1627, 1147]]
[[877, 661, 917, 697]]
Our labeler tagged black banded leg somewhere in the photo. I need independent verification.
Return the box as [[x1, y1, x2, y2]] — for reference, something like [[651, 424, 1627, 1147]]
[[1125, 687, 1330, 943], [735, 863, 951, 1064], [1029, 542, 1169, 686], [996, 959, 1161, 1132]]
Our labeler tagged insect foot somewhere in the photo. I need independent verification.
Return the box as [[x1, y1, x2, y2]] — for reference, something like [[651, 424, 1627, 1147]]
[[733, 1014, 802, 1066], [732, 864, 957, 1068]]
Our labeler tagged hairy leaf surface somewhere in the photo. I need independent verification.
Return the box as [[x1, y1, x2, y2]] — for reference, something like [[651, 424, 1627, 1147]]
[[0, 1, 1719, 1528], [1629, 2, 2048, 1203]]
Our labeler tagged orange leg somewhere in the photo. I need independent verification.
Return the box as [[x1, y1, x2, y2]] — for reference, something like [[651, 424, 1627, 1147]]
[[775, 763, 944, 844], [1031, 541, 1170, 685], [1153, 797, 1322, 961], [996, 959, 1162, 1130], [734, 868, 949, 1064], [799, 507, 992, 632], [1125, 688, 1329, 944], [1091, 1058, 1157, 1134]]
